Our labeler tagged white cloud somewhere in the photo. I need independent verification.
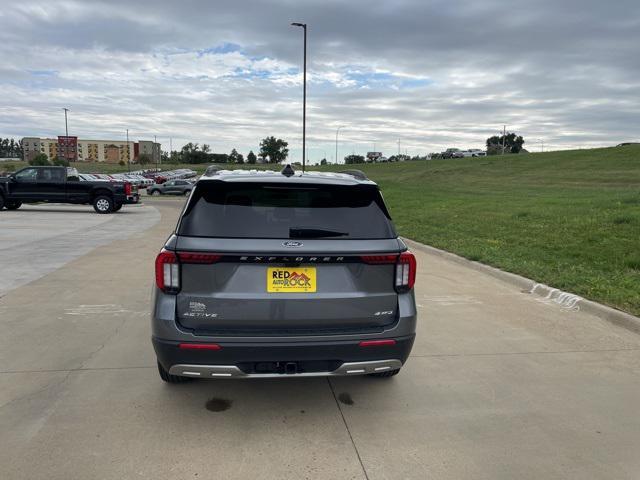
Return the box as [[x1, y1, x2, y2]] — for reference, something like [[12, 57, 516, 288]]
[[1, 0, 639, 161]]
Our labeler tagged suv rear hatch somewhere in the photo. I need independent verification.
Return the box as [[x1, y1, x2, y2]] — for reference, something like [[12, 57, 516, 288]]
[[166, 179, 412, 336]]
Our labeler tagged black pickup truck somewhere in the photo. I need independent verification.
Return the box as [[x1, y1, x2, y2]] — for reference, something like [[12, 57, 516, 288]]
[[0, 166, 139, 214]]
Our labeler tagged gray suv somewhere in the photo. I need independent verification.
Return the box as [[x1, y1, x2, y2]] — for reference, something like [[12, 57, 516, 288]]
[[151, 166, 417, 382], [148, 179, 193, 196]]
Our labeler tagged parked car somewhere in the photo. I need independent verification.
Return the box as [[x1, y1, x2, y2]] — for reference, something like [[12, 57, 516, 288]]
[[442, 148, 460, 159], [151, 165, 417, 382], [79, 173, 109, 182], [0, 166, 139, 213], [147, 179, 194, 196], [469, 149, 486, 157]]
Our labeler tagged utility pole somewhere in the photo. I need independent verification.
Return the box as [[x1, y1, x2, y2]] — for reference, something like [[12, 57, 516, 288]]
[[398, 138, 401, 156], [291, 22, 307, 172], [335, 126, 344, 165], [62, 108, 69, 162], [154, 135, 158, 172], [126, 128, 130, 173], [502, 125, 506, 155]]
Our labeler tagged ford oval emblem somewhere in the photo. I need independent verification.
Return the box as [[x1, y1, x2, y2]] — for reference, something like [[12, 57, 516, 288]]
[[282, 241, 304, 248]]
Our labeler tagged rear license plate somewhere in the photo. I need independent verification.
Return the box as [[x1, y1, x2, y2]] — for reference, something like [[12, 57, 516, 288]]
[[267, 267, 316, 293]]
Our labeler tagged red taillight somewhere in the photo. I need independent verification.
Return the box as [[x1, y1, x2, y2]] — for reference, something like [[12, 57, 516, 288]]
[[360, 254, 398, 264], [155, 249, 179, 293], [395, 251, 416, 292], [155, 250, 222, 294], [124, 182, 132, 196], [179, 343, 222, 351], [359, 339, 397, 347], [360, 252, 416, 292], [177, 252, 221, 264]]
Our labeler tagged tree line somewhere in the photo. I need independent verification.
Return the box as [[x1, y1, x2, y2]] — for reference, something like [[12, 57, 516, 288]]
[[0, 138, 23, 159], [164, 136, 289, 165]]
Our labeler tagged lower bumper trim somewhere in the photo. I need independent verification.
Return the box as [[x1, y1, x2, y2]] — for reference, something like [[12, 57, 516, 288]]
[[168, 359, 402, 379]]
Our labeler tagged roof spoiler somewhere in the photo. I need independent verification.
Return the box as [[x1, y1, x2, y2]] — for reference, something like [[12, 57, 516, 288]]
[[338, 169, 368, 181]]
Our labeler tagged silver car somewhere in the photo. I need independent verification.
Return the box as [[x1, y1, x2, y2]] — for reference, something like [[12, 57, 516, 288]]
[[151, 166, 417, 382], [147, 179, 194, 196]]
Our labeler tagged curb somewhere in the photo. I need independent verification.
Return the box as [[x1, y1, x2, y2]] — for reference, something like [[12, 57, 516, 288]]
[[403, 238, 640, 335]]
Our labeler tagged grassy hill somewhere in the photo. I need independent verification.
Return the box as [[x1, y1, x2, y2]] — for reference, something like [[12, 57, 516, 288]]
[[316, 146, 640, 316]]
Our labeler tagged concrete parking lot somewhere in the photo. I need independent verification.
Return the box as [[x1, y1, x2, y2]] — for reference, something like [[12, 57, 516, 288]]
[[1, 199, 639, 480]]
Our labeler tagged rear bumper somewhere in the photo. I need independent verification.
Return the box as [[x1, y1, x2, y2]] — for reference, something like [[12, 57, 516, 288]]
[[153, 335, 415, 378]]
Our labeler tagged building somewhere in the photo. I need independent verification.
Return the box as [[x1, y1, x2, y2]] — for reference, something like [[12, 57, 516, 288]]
[[136, 140, 161, 164], [22, 137, 160, 164]]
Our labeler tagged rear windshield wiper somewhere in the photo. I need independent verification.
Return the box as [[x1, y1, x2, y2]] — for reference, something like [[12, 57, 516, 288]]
[[289, 227, 348, 238]]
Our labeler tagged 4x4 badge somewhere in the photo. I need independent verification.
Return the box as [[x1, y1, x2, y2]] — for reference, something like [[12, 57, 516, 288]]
[[282, 241, 304, 248]]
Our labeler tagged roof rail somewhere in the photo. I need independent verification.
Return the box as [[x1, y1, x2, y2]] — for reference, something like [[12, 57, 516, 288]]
[[338, 169, 368, 181]]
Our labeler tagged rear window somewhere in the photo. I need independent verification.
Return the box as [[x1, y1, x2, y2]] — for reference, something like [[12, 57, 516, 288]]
[[178, 181, 396, 239]]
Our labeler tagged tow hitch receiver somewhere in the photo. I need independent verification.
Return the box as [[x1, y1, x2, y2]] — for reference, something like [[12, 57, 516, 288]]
[[284, 362, 298, 375]]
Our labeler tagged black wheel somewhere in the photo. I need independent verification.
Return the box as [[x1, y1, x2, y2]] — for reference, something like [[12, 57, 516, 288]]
[[0, 195, 5, 210], [183, 190, 190, 196], [157, 361, 190, 383], [93, 195, 114, 214], [5, 201, 22, 210], [113, 203, 123, 212], [369, 369, 401, 378], [150, 189, 160, 196]]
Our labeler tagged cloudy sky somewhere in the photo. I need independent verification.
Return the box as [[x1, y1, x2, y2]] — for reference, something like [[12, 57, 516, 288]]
[[1, 0, 639, 162]]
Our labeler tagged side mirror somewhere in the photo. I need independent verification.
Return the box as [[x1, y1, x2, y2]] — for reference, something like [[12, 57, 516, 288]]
[[9, 174, 16, 182]]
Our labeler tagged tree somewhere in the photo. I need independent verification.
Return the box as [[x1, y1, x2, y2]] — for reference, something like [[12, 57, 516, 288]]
[[119, 160, 125, 166], [486, 132, 525, 155], [247, 150, 257, 164], [236, 153, 244, 164], [320, 158, 327, 165], [52, 157, 69, 166], [138, 153, 152, 165], [0, 137, 23, 158], [229, 148, 240, 163], [259, 136, 289, 163], [210, 153, 229, 163], [344, 154, 365, 164], [29, 153, 50, 166]]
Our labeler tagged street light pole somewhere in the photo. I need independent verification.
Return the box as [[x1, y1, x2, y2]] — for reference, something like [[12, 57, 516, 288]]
[[126, 128, 130, 173], [502, 125, 506, 155], [335, 126, 344, 165], [291, 22, 307, 172], [62, 108, 69, 162]]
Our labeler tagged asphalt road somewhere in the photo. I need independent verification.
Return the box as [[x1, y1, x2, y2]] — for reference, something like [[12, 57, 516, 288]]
[[1, 199, 639, 480]]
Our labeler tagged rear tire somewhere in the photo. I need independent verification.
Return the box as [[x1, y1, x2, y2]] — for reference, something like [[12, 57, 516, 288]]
[[5, 201, 22, 210], [157, 361, 190, 383], [0, 195, 5, 210], [93, 195, 114, 214], [369, 369, 401, 378], [150, 189, 160, 196]]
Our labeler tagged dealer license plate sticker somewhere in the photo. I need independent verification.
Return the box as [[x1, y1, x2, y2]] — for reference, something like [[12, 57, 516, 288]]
[[267, 267, 317, 293]]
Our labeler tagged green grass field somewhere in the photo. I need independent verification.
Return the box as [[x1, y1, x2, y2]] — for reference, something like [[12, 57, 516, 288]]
[[317, 147, 640, 316], [4, 146, 639, 315]]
